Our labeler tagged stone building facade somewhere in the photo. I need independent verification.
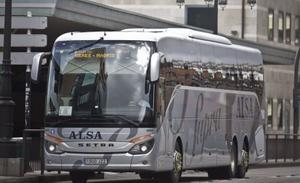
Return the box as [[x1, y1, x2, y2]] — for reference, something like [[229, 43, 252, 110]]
[[90, 0, 300, 50]]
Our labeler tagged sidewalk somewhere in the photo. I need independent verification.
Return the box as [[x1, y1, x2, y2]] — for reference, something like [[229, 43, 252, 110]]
[[0, 171, 106, 183], [0, 171, 70, 183]]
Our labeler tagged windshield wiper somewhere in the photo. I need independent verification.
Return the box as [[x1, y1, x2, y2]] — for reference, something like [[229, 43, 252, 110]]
[[45, 116, 111, 127], [102, 115, 140, 127], [68, 37, 104, 54], [45, 115, 140, 127]]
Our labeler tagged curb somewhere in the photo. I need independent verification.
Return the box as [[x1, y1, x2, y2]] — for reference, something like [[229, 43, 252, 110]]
[[0, 176, 37, 183], [39, 174, 70, 183], [0, 174, 70, 183], [250, 162, 300, 169], [0, 172, 105, 183]]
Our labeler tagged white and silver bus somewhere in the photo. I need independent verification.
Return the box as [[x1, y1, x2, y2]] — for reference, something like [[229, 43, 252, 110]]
[[31, 28, 265, 183]]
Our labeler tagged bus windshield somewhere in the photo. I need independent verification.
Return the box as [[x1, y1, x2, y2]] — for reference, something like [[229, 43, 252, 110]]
[[45, 41, 155, 127]]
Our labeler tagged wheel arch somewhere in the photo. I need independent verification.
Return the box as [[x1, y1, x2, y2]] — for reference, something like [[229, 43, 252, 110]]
[[243, 136, 250, 152], [236, 135, 250, 164], [175, 136, 183, 152], [232, 136, 238, 161], [175, 136, 183, 168], [232, 136, 238, 149]]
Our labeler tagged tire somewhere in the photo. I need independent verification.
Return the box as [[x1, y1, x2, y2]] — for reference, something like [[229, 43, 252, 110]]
[[237, 143, 249, 178], [208, 142, 238, 179], [154, 142, 183, 183], [70, 171, 92, 183], [227, 141, 238, 178]]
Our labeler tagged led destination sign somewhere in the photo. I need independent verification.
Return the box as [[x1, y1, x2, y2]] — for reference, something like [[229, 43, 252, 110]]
[[74, 50, 115, 59]]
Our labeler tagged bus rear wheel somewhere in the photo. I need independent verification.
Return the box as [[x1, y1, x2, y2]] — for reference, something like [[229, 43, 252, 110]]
[[237, 143, 249, 178], [208, 142, 238, 179]]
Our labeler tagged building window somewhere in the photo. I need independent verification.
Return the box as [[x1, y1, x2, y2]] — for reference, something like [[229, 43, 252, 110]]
[[278, 11, 284, 43], [267, 98, 273, 128], [186, 7, 217, 33], [286, 13, 291, 44], [295, 16, 300, 46], [268, 9, 274, 41]]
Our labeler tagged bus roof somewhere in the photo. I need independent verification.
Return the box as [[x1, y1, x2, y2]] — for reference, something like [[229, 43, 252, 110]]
[[54, 28, 261, 55]]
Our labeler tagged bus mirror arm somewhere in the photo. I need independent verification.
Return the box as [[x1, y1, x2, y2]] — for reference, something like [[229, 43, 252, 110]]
[[150, 52, 163, 82], [31, 52, 51, 84]]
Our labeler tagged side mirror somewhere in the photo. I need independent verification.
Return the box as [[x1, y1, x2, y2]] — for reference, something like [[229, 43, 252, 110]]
[[150, 52, 162, 82], [31, 52, 51, 83]]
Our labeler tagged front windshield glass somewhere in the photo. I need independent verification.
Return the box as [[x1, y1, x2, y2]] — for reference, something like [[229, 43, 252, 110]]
[[46, 41, 154, 127]]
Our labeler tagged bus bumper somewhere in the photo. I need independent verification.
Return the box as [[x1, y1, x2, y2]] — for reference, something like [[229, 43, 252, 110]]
[[44, 151, 157, 172]]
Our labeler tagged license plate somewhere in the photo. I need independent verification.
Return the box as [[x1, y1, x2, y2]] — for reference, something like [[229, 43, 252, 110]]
[[84, 158, 108, 165]]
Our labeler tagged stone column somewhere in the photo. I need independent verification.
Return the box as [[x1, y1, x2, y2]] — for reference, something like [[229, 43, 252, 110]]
[[282, 99, 286, 132], [265, 98, 270, 129], [290, 99, 294, 134], [272, 98, 278, 131]]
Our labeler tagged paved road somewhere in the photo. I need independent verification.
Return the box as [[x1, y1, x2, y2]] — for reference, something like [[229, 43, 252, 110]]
[[54, 166, 300, 183]]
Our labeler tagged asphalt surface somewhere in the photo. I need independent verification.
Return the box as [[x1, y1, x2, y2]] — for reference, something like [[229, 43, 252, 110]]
[[52, 166, 300, 183]]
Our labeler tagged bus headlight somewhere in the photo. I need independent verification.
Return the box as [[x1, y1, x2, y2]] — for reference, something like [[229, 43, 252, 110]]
[[49, 144, 56, 152], [129, 138, 154, 155], [45, 141, 63, 154], [140, 145, 148, 152]]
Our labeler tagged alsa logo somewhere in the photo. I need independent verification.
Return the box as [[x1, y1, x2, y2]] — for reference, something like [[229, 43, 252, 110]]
[[69, 131, 102, 140]]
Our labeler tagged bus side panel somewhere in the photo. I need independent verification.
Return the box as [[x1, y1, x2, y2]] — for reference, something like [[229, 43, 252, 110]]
[[164, 86, 224, 170], [163, 86, 218, 170], [161, 86, 265, 170], [157, 36, 265, 170]]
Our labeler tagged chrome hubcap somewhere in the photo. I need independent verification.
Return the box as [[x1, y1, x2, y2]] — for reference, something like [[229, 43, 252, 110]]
[[230, 157, 235, 173], [241, 149, 249, 170], [230, 146, 236, 175]]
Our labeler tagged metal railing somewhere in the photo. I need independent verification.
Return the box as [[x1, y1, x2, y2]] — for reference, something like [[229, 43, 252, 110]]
[[265, 133, 300, 163], [22, 129, 45, 175]]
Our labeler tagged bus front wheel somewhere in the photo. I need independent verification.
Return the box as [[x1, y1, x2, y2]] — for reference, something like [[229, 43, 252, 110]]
[[227, 141, 238, 178], [155, 142, 182, 183], [237, 142, 249, 178]]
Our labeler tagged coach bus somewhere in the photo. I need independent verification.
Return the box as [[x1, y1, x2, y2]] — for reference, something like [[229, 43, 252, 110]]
[[31, 28, 265, 183]]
